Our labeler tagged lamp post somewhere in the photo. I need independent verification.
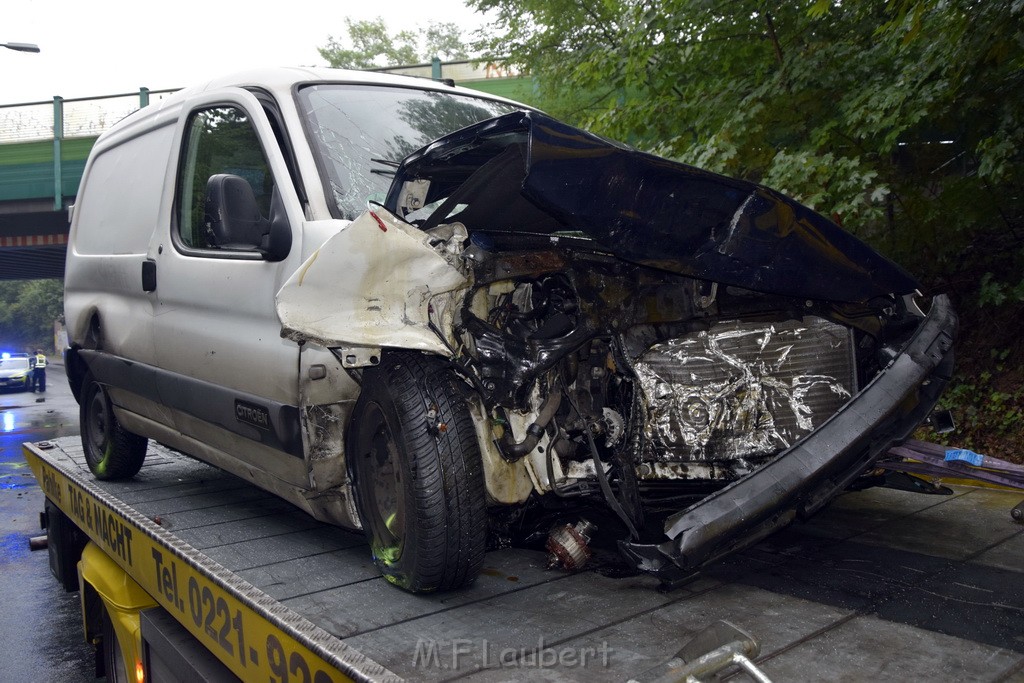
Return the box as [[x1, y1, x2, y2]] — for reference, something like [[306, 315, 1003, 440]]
[[1, 42, 40, 53]]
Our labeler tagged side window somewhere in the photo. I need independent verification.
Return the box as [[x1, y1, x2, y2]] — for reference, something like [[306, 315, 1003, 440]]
[[176, 106, 276, 252]]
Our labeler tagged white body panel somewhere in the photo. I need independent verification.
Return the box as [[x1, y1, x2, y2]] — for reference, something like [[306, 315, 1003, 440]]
[[64, 67, 536, 529], [277, 209, 469, 355]]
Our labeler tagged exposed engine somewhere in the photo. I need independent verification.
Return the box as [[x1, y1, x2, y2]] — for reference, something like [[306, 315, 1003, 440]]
[[277, 108, 956, 586], [447, 232, 890, 539]]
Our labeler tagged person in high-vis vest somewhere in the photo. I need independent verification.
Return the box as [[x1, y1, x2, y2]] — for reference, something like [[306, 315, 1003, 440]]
[[32, 349, 46, 392]]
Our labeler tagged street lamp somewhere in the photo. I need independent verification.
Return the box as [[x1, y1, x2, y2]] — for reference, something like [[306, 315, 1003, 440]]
[[1, 42, 40, 53]]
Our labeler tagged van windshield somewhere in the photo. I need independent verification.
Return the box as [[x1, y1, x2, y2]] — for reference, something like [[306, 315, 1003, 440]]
[[296, 84, 520, 220]]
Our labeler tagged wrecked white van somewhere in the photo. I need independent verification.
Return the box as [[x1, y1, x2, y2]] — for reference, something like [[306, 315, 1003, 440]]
[[65, 68, 956, 592]]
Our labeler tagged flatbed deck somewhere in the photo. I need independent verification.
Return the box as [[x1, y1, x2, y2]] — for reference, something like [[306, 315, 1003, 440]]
[[24, 437, 1024, 682]]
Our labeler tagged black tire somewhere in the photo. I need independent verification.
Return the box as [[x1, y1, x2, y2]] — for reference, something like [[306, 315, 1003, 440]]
[[102, 606, 130, 682], [348, 353, 487, 592], [81, 373, 147, 480]]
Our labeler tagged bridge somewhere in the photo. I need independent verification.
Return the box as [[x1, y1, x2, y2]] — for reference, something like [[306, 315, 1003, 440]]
[[0, 61, 533, 281]]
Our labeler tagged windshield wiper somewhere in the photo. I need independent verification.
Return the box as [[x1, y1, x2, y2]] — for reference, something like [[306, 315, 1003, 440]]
[[370, 157, 400, 177]]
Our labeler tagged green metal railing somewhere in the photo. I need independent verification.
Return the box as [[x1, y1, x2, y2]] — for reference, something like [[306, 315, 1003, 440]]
[[0, 88, 177, 209], [0, 66, 535, 212]]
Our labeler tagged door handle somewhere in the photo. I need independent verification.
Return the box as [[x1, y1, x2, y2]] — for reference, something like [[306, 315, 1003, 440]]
[[142, 260, 157, 292]]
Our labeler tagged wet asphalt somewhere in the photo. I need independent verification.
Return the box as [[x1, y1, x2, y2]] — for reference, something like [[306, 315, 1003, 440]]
[[0, 365, 96, 682]]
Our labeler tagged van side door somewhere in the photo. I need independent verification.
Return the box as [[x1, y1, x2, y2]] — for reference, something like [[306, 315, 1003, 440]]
[[148, 88, 307, 487]]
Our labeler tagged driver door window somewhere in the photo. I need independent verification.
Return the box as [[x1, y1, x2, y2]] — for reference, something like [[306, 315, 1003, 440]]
[[177, 106, 275, 252]]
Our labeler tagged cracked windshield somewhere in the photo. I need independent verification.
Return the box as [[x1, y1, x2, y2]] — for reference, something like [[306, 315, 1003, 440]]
[[298, 84, 519, 220]]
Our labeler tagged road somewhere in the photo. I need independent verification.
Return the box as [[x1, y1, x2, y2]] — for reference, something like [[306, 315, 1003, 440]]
[[0, 364, 94, 682]]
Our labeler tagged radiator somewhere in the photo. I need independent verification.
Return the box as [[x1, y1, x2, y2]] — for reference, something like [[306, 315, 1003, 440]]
[[632, 316, 856, 476]]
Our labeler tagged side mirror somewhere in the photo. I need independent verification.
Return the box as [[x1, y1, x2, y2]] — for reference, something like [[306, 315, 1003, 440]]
[[204, 174, 265, 250], [203, 174, 291, 261], [263, 185, 292, 262]]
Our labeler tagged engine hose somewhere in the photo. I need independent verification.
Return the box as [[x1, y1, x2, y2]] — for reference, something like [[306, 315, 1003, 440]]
[[546, 420, 584, 498], [586, 428, 640, 540], [496, 391, 562, 462]]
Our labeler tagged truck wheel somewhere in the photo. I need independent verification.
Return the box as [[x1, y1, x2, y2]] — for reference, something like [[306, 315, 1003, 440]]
[[102, 605, 131, 682], [81, 373, 147, 480], [348, 353, 486, 592]]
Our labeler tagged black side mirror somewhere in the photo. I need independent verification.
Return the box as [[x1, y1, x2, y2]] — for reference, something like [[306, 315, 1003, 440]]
[[263, 186, 292, 262], [202, 175, 292, 260], [203, 174, 291, 261], [204, 174, 267, 250]]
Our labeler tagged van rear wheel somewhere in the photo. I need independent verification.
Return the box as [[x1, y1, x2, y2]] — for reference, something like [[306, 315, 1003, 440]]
[[81, 373, 147, 480], [349, 353, 486, 592]]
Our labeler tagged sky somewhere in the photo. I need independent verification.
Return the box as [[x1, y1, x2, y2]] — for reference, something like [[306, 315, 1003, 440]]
[[2, 0, 493, 105]]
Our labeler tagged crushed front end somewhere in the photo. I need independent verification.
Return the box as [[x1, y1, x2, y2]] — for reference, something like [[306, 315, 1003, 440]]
[[340, 111, 959, 584], [441, 229, 955, 584]]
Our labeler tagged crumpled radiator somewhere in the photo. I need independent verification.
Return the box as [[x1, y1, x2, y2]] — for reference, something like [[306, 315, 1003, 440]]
[[632, 316, 856, 478]]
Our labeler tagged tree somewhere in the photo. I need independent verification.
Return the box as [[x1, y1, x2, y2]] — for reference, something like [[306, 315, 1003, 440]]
[[469, 0, 1023, 283], [320, 18, 469, 69], [423, 22, 470, 62], [0, 279, 63, 351]]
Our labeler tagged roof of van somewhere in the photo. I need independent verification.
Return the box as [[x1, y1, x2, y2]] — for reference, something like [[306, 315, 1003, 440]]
[[180, 66, 476, 99], [97, 66, 520, 144]]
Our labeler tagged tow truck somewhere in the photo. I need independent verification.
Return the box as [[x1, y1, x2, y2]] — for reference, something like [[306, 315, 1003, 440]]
[[23, 436, 1024, 682]]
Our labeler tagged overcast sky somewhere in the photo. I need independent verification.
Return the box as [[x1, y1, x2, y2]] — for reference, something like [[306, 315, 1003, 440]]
[[2, 0, 492, 105]]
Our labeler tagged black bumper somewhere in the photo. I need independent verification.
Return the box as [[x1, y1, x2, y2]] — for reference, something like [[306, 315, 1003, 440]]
[[619, 295, 957, 584]]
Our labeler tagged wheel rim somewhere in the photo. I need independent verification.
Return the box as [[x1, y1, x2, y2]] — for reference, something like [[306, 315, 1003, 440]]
[[360, 402, 405, 566]]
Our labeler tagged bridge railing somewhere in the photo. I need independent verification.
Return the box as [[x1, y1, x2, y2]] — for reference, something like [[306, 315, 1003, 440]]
[[0, 63, 531, 211], [0, 89, 180, 209], [0, 88, 180, 144]]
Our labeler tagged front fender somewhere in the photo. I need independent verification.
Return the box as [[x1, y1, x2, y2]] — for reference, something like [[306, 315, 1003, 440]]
[[277, 208, 468, 355]]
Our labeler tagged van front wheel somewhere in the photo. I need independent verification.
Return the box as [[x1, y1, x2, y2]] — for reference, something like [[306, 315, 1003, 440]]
[[348, 353, 486, 592], [81, 373, 148, 480]]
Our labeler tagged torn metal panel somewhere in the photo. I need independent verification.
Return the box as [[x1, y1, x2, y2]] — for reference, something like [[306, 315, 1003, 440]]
[[386, 112, 919, 304], [303, 484, 362, 530], [633, 317, 855, 468], [276, 209, 469, 355], [302, 403, 347, 476], [296, 341, 361, 530]]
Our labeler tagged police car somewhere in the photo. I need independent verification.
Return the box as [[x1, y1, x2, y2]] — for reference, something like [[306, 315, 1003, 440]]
[[0, 352, 32, 392]]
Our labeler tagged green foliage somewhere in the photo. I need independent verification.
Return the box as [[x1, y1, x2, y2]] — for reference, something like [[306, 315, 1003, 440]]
[[423, 22, 471, 62], [319, 18, 469, 69], [978, 272, 1024, 307], [470, 0, 1024, 284], [934, 347, 1024, 453], [0, 279, 63, 352]]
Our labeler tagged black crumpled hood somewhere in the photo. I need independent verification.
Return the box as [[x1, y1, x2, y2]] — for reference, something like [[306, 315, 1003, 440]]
[[384, 111, 918, 303]]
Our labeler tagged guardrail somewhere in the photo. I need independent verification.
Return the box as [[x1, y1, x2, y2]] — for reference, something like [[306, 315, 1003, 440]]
[[0, 88, 180, 144], [0, 89, 180, 210]]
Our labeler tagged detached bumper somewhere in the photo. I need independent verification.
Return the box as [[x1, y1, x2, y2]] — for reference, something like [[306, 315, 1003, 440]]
[[620, 295, 957, 584]]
